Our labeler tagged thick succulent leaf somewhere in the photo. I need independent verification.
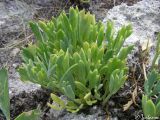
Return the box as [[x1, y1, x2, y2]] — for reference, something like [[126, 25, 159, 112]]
[[156, 94, 160, 105], [152, 81, 160, 96], [47, 103, 63, 111], [18, 66, 30, 82], [66, 102, 84, 113], [66, 101, 79, 110], [63, 50, 70, 71], [47, 93, 65, 111], [97, 26, 104, 46], [15, 109, 40, 120], [86, 99, 97, 106], [84, 92, 97, 105], [114, 25, 132, 53], [69, 7, 78, 29], [118, 45, 134, 60], [105, 57, 126, 78], [63, 85, 75, 100], [143, 100, 156, 117], [0, 68, 10, 120], [109, 69, 126, 95], [156, 101, 160, 116], [144, 70, 159, 96], [60, 63, 77, 86], [94, 89, 102, 100], [21, 44, 37, 62], [29, 22, 44, 42], [142, 95, 148, 112], [103, 50, 114, 62], [105, 21, 114, 45], [88, 69, 100, 89], [75, 81, 89, 93], [51, 93, 65, 108]]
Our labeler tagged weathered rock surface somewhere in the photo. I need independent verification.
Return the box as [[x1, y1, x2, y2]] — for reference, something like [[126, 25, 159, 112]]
[[0, 0, 57, 47], [48, 105, 106, 120], [103, 0, 160, 45], [0, 0, 61, 97]]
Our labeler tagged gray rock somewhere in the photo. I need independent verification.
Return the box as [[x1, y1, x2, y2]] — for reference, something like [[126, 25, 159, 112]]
[[0, 0, 59, 47], [9, 72, 41, 98], [0, 0, 60, 97], [49, 104, 105, 120], [103, 0, 160, 45]]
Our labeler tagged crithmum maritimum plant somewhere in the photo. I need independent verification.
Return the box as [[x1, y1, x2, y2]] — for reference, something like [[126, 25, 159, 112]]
[[0, 68, 40, 120], [142, 33, 160, 118], [18, 7, 133, 113]]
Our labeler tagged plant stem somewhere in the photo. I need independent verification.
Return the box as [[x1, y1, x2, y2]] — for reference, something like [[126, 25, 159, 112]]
[[102, 94, 112, 107]]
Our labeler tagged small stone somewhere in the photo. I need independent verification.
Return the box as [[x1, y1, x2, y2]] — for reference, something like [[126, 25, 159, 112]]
[[10, 48, 20, 57], [108, 100, 115, 107], [12, 63, 18, 68], [112, 117, 118, 120]]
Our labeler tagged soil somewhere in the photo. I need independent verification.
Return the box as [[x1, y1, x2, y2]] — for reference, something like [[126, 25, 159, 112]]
[[10, 88, 51, 120], [1, 0, 158, 120]]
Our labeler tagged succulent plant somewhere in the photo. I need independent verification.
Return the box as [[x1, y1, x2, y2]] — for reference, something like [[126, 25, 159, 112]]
[[142, 70, 160, 118], [0, 68, 41, 120], [0, 68, 10, 120], [18, 7, 133, 112], [142, 33, 160, 118]]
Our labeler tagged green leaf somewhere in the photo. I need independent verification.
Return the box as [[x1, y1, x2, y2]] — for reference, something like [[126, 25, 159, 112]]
[[48, 93, 65, 111], [144, 70, 159, 96], [118, 45, 134, 60], [66, 101, 79, 110], [0, 68, 10, 120], [103, 69, 126, 105], [69, 7, 78, 29], [109, 69, 126, 95], [15, 109, 40, 120], [105, 21, 114, 44], [156, 101, 160, 116], [51, 93, 65, 108], [66, 102, 83, 113], [29, 22, 44, 42], [143, 100, 156, 117], [88, 69, 99, 89], [64, 85, 75, 100], [142, 95, 148, 114], [21, 45, 36, 62], [97, 26, 104, 46], [60, 63, 78, 85], [75, 81, 89, 93], [114, 25, 132, 53], [84, 92, 97, 105], [106, 57, 126, 78]]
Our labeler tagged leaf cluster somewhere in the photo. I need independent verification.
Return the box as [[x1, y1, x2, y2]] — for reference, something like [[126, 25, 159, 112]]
[[142, 70, 160, 118], [18, 7, 133, 112], [142, 33, 160, 118], [0, 68, 40, 120]]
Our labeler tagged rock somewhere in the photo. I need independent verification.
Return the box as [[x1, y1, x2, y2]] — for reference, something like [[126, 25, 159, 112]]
[[0, 0, 59, 47], [10, 48, 20, 57], [49, 104, 105, 120], [0, 0, 62, 97], [103, 0, 160, 45], [48, 95, 105, 120], [112, 117, 118, 120], [9, 72, 41, 98]]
